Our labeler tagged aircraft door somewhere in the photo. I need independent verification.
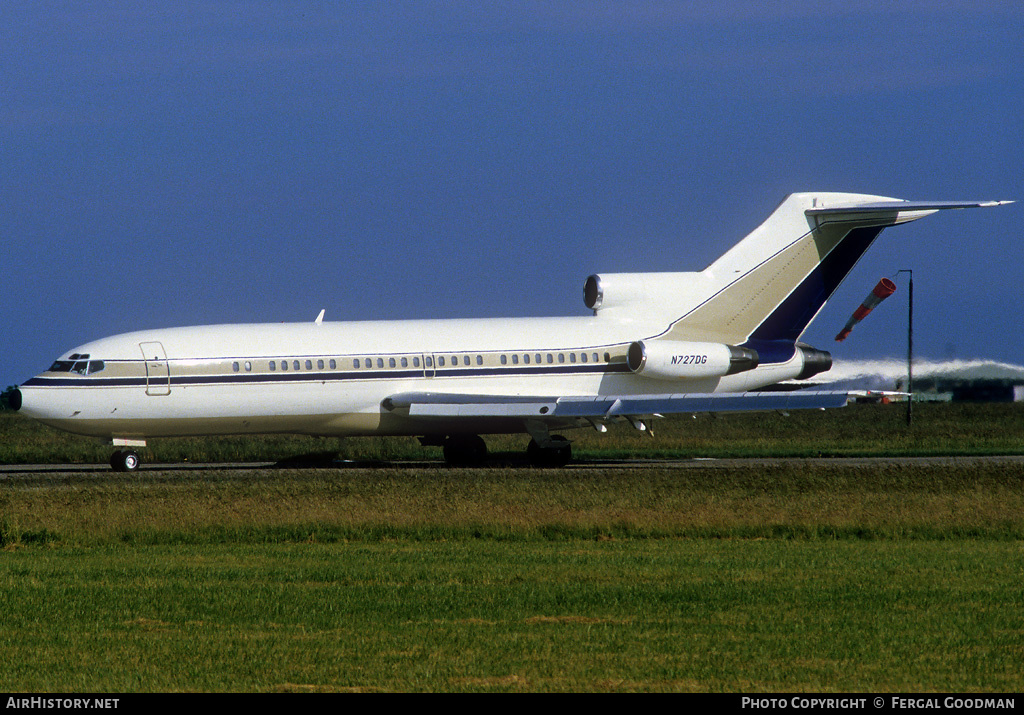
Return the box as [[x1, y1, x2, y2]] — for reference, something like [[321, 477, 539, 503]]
[[140, 341, 171, 396]]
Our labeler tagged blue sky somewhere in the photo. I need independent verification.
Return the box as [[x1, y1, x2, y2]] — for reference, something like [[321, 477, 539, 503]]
[[3, 2, 1022, 386]]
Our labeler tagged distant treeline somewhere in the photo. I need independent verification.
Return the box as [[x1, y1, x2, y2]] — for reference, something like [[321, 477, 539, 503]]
[[0, 387, 16, 411]]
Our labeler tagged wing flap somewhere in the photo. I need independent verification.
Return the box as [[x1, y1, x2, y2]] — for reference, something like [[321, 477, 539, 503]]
[[384, 390, 851, 420], [561, 390, 851, 416]]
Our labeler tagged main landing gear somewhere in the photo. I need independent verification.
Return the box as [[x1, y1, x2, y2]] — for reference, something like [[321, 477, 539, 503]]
[[110, 450, 141, 472], [442, 434, 488, 465], [526, 435, 571, 467], [431, 429, 573, 467], [525, 420, 572, 467]]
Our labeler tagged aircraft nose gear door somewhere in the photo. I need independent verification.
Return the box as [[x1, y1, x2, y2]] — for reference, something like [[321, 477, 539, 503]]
[[140, 341, 171, 396]]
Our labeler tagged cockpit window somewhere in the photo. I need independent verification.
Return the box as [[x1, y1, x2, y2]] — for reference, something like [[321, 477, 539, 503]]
[[48, 360, 105, 375]]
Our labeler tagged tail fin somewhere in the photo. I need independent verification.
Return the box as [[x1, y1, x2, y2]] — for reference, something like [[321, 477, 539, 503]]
[[657, 192, 1010, 356]]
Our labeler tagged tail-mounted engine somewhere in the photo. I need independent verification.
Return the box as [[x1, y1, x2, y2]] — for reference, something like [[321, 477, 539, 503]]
[[627, 340, 759, 380], [796, 344, 832, 380]]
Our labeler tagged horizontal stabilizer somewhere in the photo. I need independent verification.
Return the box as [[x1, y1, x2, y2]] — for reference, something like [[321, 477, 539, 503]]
[[807, 199, 1012, 217]]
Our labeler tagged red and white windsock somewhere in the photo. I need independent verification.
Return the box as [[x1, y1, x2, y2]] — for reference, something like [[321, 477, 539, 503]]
[[835, 277, 897, 342]]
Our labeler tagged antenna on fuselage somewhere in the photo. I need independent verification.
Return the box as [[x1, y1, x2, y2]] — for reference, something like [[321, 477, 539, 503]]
[[314, 309, 325, 324]]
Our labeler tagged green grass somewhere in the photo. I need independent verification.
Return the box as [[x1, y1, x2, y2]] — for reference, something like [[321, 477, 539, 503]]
[[2, 402, 1024, 691], [1, 540, 1021, 691], [3, 402, 1024, 465], [3, 463, 1024, 546]]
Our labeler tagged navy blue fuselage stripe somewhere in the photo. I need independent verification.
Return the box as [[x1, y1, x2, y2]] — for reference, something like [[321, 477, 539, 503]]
[[742, 225, 885, 363], [749, 226, 885, 345], [22, 362, 631, 388]]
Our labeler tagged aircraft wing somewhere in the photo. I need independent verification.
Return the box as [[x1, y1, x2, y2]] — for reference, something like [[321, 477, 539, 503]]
[[382, 390, 852, 422]]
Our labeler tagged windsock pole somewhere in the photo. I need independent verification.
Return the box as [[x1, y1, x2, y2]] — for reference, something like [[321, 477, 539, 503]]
[[835, 277, 898, 342], [904, 270, 914, 426]]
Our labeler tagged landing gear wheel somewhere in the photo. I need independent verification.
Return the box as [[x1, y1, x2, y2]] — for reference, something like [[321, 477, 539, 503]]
[[110, 450, 140, 473], [527, 435, 571, 467], [442, 435, 488, 465]]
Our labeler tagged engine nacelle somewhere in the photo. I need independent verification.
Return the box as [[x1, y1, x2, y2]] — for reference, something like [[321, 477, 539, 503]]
[[796, 344, 833, 379], [584, 274, 648, 312], [627, 340, 759, 380], [583, 272, 714, 316]]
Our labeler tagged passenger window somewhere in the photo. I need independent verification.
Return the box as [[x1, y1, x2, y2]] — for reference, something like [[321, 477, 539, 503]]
[[476, 355, 482, 365], [354, 358, 361, 368], [594, 353, 600, 363], [305, 360, 312, 370], [389, 357, 396, 368], [558, 354, 565, 363], [546, 354, 553, 364], [523, 354, 530, 364], [330, 359, 337, 369], [569, 353, 576, 363], [500, 355, 507, 365], [292, 360, 300, 371], [451, 355, 458, 366], [425, 356, 433, 367], [580, 353, 587, 363], [376, 358, 384, 368], [512, 354, 519, 365], [232, 362, 240, 372], [245, 361, 252, 372], [438, 356, 445, 367], [413, 357, 420, 368], [401, 357, 408, 368], [604, 352, 610, 362], [270, 361, 276, 371], [535, 354, 542, 364], [281, 361, 288, 371]]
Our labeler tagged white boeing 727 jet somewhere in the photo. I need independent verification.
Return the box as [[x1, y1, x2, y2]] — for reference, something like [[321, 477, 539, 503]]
[[12, 192, 1010, 470]]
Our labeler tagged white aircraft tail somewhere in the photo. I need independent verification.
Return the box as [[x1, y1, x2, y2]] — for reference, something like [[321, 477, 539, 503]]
[[588, 193, 1009, 361]]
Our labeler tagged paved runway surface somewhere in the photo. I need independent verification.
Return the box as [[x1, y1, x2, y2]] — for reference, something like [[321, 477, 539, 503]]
[[3, 454, 1024, 479]]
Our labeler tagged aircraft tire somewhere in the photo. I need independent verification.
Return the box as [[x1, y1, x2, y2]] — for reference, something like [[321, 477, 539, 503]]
[[442, 434, 488, 465], [111, 450, 140, 472], [527, 435, 571, 467]]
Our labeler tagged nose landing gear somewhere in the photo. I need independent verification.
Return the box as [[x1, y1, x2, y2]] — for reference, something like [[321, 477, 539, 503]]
[[110, 450, 140, 472]]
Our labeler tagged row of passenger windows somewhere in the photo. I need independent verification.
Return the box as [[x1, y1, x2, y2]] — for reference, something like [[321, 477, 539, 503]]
[[501, 352, 602, 365], [236, 359, 339, 372], [231, 352, 613, 373]]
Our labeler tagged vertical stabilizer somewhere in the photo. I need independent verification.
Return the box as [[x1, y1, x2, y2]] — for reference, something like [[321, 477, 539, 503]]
[[654, 193, 1007, 356]]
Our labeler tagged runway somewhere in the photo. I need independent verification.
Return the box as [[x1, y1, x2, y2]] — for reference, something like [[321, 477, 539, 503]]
[[3, 453, 1024, 479]]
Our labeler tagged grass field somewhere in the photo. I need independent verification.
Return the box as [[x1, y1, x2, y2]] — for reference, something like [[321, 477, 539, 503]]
[[2, 540, 1021, 692], [2, 404, 1023, 691]]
